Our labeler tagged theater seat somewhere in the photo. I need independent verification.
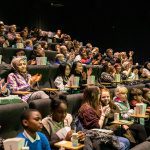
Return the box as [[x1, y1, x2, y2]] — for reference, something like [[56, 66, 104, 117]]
[[0, 103, 29, 138], [28, 65, 51, 88], [29, 98, 51, 118], [65, 93, 83, 117], [130, 140, 150, 150], [48, 64, 59, 88], [45, 50, 57, 63]]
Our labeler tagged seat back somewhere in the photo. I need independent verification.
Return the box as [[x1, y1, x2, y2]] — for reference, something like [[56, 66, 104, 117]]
[[27, 65, 51, 88], [48, 64, 59, 88], [65, 93, 83, 117], [29, 98, 51, 118], [0, 103, 29, 138]]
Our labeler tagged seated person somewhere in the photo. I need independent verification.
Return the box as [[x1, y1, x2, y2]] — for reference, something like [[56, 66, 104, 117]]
[[7, 57, 49, 102], [114, 63, 127, 81], [100, 65, 115, 83], [80, 52, 91, 65], [25, 39, 33, 50], [99, 87, 120, 125], [17, 109, 51, 150], [143, 88, 150, 103], [68, 61, 92, 90], [0, 78, 10, 96], [13, 35, 24, 48], [12, 49, 27, 61], [54, 54, 65, 65], [114, 86, 147, 143], [7, 25, 17, 47], [28, 43, 45, 65], [139, 66, 150, 79], [122, 61, 133, 79], [78, 86, 130, 150], [42, 97, 84, 148], [54, 63, 71, 91], [0, 22, 9, 48], [130, 88, 150, 108]]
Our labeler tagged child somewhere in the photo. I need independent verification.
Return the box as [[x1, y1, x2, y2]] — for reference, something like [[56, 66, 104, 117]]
[[114, 86, 147, 143], [42, 97, 84, 149], [17, 109, 51, 150], [130, 88, 150, 108], [54, 63, 71, 91]]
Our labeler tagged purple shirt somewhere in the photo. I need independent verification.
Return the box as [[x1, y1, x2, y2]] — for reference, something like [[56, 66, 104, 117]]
[[7, 72, 32, 102]]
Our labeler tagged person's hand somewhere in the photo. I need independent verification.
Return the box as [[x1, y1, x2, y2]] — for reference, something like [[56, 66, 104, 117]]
[[87, 68, 92, 76], [82, 72, 87, 80], [30, 74, 42, 85], [122, 125, 129, 130], [77, 131, 85, 141], [101, 105, 111, 117], [0, 79, 5, 87], [129, 51, 134, 57], [0, 79, 7, 93], [65, 130, 72, 141], [1, 83, 8, 93]]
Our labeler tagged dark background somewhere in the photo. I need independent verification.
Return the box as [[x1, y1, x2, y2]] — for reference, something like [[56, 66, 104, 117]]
[[0, 0, 149, 64]]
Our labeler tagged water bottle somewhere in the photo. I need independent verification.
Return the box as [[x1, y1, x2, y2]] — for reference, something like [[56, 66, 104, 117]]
[[71, 133, 78, 147]]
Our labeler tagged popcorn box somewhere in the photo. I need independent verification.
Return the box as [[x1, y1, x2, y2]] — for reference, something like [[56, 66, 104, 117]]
[[36, 57, 47, 65]]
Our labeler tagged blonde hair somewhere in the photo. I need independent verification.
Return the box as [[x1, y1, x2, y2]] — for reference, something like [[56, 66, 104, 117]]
[[115, 86, 128, 96]]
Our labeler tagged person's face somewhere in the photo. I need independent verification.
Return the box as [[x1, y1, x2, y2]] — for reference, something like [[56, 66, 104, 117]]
[[23, 111, 43, 132], [57, 30, 61, 35], [133, 95, 143, 101], [145, 91, 150, 100], [133, 69, 139, 74], [0, 25, 5, 33], [107, 62, 112, 68], [17, 60, 27, 73], [52, 103, 67, 122], [107, 50, 113, 57], [59, 55, 65, 62], [35, 45, 45, 57], [147, 63, 150, 70], [101, 91, 110, 106], [75, 62, 83, 73], [62, 48, 67, 55], [65, 65, 71, 77], [116, 66, 121, 73], [44, 43, 48, 49], [114, 52, 119, 58], [10, 27, 15, 33], [118, 90, 127, 101], [16, 51, 25, 57], [81, 48, 86, 53]]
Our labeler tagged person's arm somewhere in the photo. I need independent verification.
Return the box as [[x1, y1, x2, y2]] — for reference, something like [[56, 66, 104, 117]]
[[7, 73, 31, 92], [54, 76, 65, 90], [99, 105, 111, 128]]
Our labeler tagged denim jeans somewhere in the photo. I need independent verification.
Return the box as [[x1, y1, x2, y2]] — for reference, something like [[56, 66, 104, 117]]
[[117, 136, 130, 150]]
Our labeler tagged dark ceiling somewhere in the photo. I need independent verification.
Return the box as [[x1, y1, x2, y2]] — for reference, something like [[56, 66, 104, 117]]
[[0, 0, 150, 63]]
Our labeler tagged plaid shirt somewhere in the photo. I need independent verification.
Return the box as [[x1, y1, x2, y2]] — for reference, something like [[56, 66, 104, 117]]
[[7, 72, 31, 102]]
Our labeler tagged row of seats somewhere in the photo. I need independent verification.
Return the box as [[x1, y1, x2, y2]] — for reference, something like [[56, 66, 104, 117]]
[[0, 64, 103, 88], [0, 83, 147, 139], [0, 92, 83, 139], [0, 47, 57, 64]]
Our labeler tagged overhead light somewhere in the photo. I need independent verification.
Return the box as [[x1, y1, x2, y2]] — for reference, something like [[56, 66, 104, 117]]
[[50, 2, 64, 7]]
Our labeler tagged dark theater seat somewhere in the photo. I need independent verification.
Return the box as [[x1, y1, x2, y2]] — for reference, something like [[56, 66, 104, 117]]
[[0, 103, 28, 138]]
